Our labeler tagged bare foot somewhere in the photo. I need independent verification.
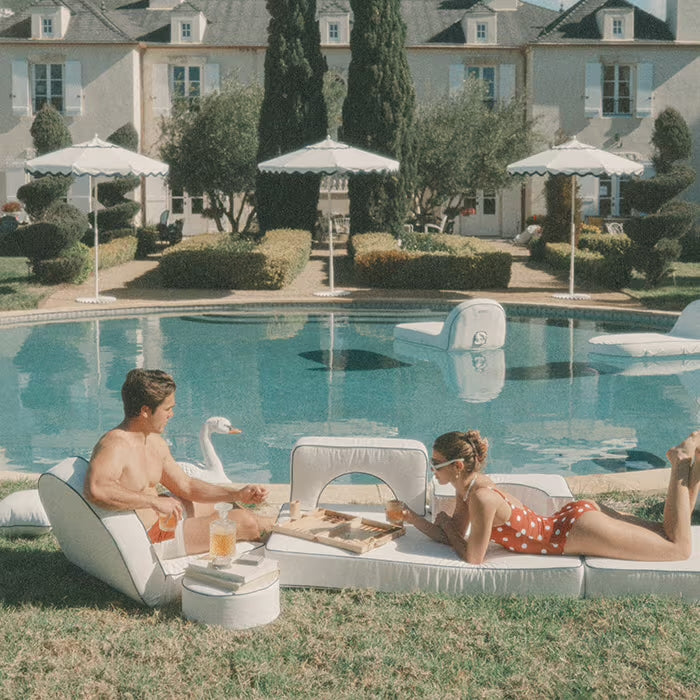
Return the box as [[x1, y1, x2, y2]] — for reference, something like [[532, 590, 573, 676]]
[[667, 443, 692, 486], [691, 446, 700, 495], [670, 433, 698, 462]]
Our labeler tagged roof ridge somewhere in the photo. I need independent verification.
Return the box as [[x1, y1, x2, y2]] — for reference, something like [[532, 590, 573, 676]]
[[76, 0, 136, 41]]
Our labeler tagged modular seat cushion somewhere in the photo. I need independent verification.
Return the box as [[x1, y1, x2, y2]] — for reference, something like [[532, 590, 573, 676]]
[[584, 527, 700, 601], [394, 299, 507, 351], [588, 300, 700, 358], [38, 456, 239, 607], [266, 504, 584, 597], [290, 437, 429, 515], [0, 488, 51, 537]]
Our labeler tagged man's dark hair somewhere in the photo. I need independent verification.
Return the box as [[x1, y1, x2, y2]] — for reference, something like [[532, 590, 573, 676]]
[[121, 369, 176, 418]]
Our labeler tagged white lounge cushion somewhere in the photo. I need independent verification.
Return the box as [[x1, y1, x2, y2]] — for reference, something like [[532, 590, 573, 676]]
[[266, 504, 584, 597], [588, 300, 700, 358], [431, 473, 574, 518], [394, 299, 506, 351], [0, 489, 51, 537], [290, 437, 429, 515], [584, 527, 700, 601]]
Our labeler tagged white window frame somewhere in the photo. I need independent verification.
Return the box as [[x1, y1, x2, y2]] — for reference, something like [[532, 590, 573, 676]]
[[603, 64, 632, 117], [42, 17, 53, 37], [612, 18, 623, 37], [328, 22, 340, 42], [181, 22, 192, 41], [32, 63, 64, 114], [171, 65, 201, 106], [476, 23, 487, 42]]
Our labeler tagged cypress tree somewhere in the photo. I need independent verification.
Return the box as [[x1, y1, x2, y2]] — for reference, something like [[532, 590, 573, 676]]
[[342, 0, 415, 235], [256, 0, 328, 233]]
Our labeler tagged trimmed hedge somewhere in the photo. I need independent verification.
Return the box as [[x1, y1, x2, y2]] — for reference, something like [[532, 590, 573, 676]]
[[351, 232, 511, 289], [544, 233, 633, 289], [136, 226, 160, 258], [98, 235, 137, 269], [158, 229, 312, 289], [33, 242, 91, 284]]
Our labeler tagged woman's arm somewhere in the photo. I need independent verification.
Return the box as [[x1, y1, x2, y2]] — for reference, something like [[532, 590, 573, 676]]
[[402, 506, 449, 544]]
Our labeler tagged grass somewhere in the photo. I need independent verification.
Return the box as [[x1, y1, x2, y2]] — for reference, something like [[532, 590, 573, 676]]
[[0, 257, 50, 311], [623, 262, 700, 311], [1, 479, 698, 699]]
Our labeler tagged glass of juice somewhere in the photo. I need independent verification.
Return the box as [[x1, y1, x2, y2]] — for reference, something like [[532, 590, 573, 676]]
[[210, 503, 237, 567], [385, 499, 404, 525], [159, 511, 178, 532]]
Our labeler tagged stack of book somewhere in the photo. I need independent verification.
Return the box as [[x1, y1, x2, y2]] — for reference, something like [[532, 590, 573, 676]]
[[185, 551, 279, 593]]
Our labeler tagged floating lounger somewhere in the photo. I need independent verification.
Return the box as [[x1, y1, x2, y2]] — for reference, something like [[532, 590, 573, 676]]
[[588, 300, 700, 358]]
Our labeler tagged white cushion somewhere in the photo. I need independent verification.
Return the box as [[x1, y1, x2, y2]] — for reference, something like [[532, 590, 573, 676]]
[[430, 473, 574, 518], [584, 527, 700, 601], [290, 437, 429, 515], [588, 300, 700, 358], [0, 489, 51, 537], [394, 299, 506, 351], [266, 504, 584, 597]]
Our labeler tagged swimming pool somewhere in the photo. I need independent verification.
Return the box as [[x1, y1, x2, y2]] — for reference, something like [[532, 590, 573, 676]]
[[1, 306, 697, 483]]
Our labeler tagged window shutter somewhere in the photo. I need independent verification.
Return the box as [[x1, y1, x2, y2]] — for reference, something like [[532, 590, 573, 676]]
[[498, 64, 515, 103], [584, 63, 602, 118], [449, 64, 465, 96], [152, 63, 171, 116], [11, 60, 30, 116], [203, 63, 220, 95], [636, 63, 653, 118], [64, 61, 83, 116]]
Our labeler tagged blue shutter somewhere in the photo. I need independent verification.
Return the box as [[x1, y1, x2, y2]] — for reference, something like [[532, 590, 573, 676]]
[[449, 64, 465, 96], [11, 60, 30, 116], [636, 63, 653, 118], [584, 63, 602, 118], [64, 61, 82, 116]]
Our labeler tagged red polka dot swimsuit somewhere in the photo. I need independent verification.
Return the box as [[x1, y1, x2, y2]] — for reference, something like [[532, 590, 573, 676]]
[[489, 488, 597, 555]]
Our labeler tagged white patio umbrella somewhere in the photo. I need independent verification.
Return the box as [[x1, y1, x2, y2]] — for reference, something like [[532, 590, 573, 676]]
[[507, 138, 643, 300], [25, 135, 169, 304], [258, 136, 400, 297]]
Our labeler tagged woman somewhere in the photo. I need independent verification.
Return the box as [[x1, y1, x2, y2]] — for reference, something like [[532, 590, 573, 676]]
[[401, 429, 699, 565]]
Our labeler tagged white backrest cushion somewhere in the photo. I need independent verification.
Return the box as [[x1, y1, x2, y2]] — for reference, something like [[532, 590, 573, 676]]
[[290, 437, 429, 514], [38, 457, 182, 607], [670, 299, 700, 338], [0, 489, 51, 537], [446, 299, 507, 350]]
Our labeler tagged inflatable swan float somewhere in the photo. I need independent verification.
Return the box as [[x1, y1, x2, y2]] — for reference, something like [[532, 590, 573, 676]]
[[177, 415, 241, 483]]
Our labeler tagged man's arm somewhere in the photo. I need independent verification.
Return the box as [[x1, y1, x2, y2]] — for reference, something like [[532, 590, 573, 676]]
[[85, 435, 182, 519], [159, 444, 268, 505]]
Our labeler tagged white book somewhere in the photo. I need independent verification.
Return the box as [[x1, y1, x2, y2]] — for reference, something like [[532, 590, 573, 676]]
[[186, 555, 278, 585]]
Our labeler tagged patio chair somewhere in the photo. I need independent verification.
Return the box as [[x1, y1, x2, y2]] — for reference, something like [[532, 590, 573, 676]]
[[604, 222, 624, 235], [393, 299, 507, 351], [156, 210, 169, 241], [38, 456, 257, 607]]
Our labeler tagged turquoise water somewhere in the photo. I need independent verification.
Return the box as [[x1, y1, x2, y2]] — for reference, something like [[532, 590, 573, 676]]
[[1, 308, 697, 483]]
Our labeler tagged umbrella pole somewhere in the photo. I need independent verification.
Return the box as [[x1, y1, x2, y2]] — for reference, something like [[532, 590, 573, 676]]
[[328, 185, 335, 292], [568, 174, 575, 296]]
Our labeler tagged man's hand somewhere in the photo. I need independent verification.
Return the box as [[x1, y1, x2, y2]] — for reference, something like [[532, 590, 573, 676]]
[[236, 485, 269, 505], [152, 494, 184, 520]]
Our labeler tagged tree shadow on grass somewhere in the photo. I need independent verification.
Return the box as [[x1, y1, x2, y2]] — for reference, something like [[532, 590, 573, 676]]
[[0, 542, 179, 618]]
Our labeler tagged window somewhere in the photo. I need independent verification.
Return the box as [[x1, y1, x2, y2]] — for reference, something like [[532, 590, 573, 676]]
[[483, 191, 496, 216], [42, 18, 53, 37], [598, 176, 632, 217], [181, 22, 191, 40], [33, 63, 63, 113], [172, 65, 201, 106], [171, 187, 184, 215], [612, 18, 623, 37], [467, 66, 495, 109], [328, 22, 339, 42], [191, 192, 204, 214], [603, 65, 631, 116], [476, 23, 487, 41]]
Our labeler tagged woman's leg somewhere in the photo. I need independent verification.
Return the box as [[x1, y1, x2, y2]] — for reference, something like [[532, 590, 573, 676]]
[[564, 434, 694, 561]]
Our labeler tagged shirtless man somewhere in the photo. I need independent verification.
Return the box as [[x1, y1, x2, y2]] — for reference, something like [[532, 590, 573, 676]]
[[85, 369, 274, 559]]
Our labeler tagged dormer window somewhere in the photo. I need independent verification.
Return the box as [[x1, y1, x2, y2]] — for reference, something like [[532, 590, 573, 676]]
[[42, 18, 54, 37], [319, 13, 350, 46], [462, 11, 497, 46], [181, 22, 192, 41], [328, 22, 340, 42], [476, 23, 488, 42], [170, 10, 207, 44], [597, 8, 633, 40], [612, 18, 623, 37], [31, 6, 70, 39]]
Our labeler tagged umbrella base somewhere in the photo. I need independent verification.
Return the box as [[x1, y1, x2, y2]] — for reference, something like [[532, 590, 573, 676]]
[[76, 295, 117, 304], [552, 293, 591, 301], [314, 290, 351, 297]]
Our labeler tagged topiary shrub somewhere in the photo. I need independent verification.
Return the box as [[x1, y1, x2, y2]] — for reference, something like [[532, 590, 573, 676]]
[[97, 236, 138, 269], [33, 242, 91, 284], [89, 201, 141, 232], [680, 222, 700, 262], [16, 176, 72, 221], [136, 226, 160, 258], [18, 203, 88, 261]]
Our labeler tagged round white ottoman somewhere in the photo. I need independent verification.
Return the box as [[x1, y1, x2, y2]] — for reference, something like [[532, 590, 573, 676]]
[[181, 573, 281, 630]]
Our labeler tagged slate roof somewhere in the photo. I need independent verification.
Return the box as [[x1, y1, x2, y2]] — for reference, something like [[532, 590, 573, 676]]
[[539, 0, 674, 42], [0, 0, 675, 47]]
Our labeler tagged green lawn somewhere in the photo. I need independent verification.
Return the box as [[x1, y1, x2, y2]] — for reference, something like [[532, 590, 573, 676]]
[[1, 479, 698, 699], [623, 262, 700, 311], [0, 257, 50, 311]]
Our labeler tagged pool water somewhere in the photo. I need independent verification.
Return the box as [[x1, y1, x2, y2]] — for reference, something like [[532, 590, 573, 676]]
[[1, 308, 697, 483]]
